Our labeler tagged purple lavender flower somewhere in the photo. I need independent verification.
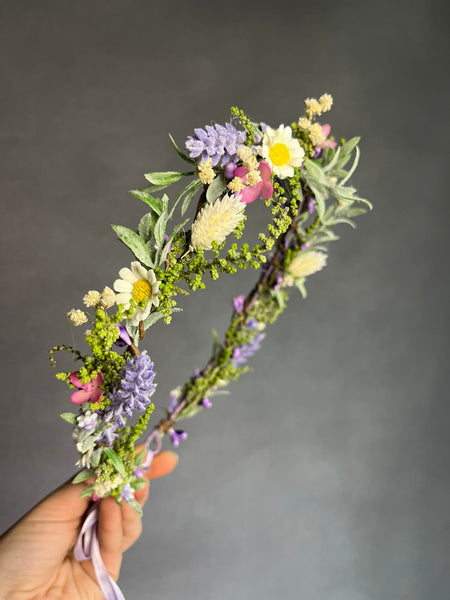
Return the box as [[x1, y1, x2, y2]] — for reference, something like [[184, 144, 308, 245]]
[[232, 333, 266, 366], [105, 351, 157, 430], [185, 123, 246, 167], [245, 317, 259, 330], [99, 422, 119, 446]]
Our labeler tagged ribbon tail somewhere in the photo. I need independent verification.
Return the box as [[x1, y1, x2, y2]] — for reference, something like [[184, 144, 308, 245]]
[[74, 502, 126, 600]]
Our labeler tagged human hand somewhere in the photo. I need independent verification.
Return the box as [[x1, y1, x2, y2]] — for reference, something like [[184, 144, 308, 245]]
[[0, 450, 178, 600]]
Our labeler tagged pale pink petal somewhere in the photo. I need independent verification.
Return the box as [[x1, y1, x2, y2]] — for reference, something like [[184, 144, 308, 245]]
[[260, 181, 274, 200], [258, 161, 272, 181], [322, 124, 331, 138], [240, 182, 263, 204], [71, 390, 90, 405], [69, 372, 83, 387], [234, 166, 248, 181]]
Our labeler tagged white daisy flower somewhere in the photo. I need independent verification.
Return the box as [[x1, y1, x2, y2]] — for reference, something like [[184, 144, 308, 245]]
[[287, 251, 327, 279], [259, 124, 304, 179], [113, 261, 161, 326], [191, 193, 245, 250]]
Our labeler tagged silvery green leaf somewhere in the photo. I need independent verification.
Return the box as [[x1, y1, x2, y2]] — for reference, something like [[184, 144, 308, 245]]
[[342, 206, 368, 218], [340, 137, 360, 157], [129, 189, 163, 215], [72, 469, 95, 484], [161, 194, 169, 212], [211, 328, 220, 354], [80, 434, 99, 453], [142, 310, 164, 328], [91, 447, 103, 467], [206, 174, 226, 203], [340, 146, 360, 185], [330, 169, 348, 179], [322, 146, 341, 173], [112, 225, 152, 267], [307, 183, 327, 218], [104, 447, 127, 478], [127, 499, 143, 516], [138, 212, 157, 243], [270, 289, 286, 308], [330, 217, 356, 229], [145, 171, 193, 186], [181, 179, 202, 216], [126, 320, 140, 345], [78, 484, 95, 499], [304, 158, 324, 182], [60, 412, 78, 425], [295, 278, 307, 298], [153, 211, 169, 247], [168, 133, 196, 164]]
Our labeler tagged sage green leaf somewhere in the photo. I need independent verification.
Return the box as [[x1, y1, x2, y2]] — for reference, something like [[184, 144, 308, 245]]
[[181, 179, 202, 216], [342, 206, 368, 218], [138, 212, 157, 243], [126, 499, 143, 516], [60, 412, 78, 425], [142, 310, 164, 328], [161, 194, 169, 212], [153, 211, 169, 247], [295, 278, 307, 298], [340, 137, 360, 157], [103, 447, 127, 478], [129, 189, 163, 214], [78, 484, 95, 499], [91, 447, 103, 467], [72, 469, 95, 484], [79, 434, 99, 453], [304, 158, 324, 182], [112, 225, 151, 266], [145, 171, 193, 186], [168, 133, 196, 163], [206, 174, 226, 203]]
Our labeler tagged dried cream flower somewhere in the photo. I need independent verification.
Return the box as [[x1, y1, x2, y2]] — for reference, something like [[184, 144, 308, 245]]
[[283, 274, 295, 287], [237, 145, 254, 162], [83, 290, 101, 307], [308, 123, 326, 146], [67, 309, 88, 326], [198, 158, 216, 185], [100, 286, 116, 309], [246, 169, 262, 186], [227, 176, 246, 193], [305, 98, 322, 117], [191, 193, 245, 250], [298, 117, 311, 130], [245, 155, 258, 171], [319, 93, 333, 112], [287, 251, 328, 278]]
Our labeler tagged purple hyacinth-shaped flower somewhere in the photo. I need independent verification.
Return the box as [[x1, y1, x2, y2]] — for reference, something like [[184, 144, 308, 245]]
[[169, 429, 188, 447], [232, 332, 266, 366], [185, 123, 246, 167], [121, 483, 135, 502]]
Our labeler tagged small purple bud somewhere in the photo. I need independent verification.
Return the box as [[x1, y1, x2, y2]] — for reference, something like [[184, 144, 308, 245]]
[[199, 397, 212, 408], [233, 294, 245, 313], [114, 323, 132, 347], [260, 122, 268, 132], [133, 468, 143, 478], [170, 429, 188, 447], [224, 162, 237, 179], [273, 275, 283, 291], [246, 317, 259, 330], [300, 242, 310, 250]]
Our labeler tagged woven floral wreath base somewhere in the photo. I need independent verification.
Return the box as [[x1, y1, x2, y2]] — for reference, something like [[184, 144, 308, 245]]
[[50, 95, 371, 598]]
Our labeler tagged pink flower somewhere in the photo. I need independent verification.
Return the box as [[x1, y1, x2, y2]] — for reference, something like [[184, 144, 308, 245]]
[[314, 124, 337, 158], [69, 371, 103, 405], [233, 161, 273, 204]]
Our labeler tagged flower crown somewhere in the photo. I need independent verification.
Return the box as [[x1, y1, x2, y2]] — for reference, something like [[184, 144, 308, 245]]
[[51, 94, 371, 513]]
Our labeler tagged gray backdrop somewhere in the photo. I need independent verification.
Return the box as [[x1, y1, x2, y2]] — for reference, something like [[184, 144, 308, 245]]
[[1, 1, 449, 598]]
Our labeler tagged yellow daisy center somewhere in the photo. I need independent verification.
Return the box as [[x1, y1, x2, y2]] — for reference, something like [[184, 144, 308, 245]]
[[132, 279, 152, 303], [268, 142, 290, 166]]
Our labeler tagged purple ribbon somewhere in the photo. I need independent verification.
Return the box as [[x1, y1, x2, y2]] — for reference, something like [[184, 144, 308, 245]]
[[74, 449, 155, 599]]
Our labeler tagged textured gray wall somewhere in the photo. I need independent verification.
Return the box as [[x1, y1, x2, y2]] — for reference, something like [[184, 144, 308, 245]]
[[1, 1, 449, 598]]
